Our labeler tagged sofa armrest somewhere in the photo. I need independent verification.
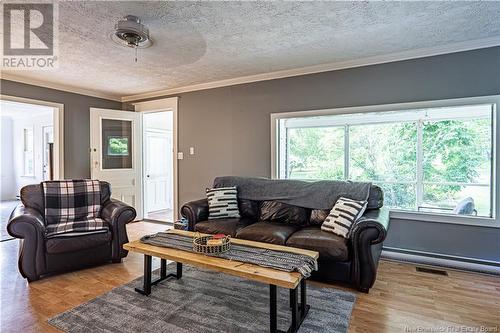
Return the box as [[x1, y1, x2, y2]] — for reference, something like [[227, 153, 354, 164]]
[[180, 198, 209, 231], [7, 205, 47, 281], [101, 199, 136, 261], [350, 206, 390, 292]]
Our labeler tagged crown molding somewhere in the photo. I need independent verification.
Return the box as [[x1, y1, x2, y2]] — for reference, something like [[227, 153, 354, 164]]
[[121, 36, 500, 102], [0, 73, 122, 102], [1, 36, 499, 103]]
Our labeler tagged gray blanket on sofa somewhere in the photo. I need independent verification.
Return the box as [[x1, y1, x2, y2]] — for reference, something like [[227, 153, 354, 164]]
[[213, 176, 372, 210]]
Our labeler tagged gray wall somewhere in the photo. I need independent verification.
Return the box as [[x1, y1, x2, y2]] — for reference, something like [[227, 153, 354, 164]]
[[134, 46, 500, 263], [1, 80, 123, 179]]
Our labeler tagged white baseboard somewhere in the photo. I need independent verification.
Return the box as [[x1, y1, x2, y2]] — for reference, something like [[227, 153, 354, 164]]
[[381, 248, 500, 275]]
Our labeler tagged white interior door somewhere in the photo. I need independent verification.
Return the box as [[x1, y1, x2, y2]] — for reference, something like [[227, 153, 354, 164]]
[[144, 130, 173, 213], [90, 108, 142, 219]]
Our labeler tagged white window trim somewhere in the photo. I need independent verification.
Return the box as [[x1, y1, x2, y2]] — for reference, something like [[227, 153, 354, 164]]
[[270, 95, 500, 228]]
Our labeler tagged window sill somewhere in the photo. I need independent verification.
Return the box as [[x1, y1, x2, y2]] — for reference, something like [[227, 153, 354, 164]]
[[389, 210, 500, 228], [21, 175, 36, 178]]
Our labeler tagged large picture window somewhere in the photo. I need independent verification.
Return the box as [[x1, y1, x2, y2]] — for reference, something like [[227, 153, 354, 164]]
[[274, 100, 496, 219]]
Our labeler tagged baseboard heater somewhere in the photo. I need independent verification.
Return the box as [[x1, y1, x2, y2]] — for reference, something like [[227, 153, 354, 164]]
[[382, 247, 500, 275]]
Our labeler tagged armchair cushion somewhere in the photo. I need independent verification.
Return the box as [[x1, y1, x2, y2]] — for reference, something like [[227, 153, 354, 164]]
[[45, 218, 108, 238], [46, 231, 112, 254], [43, 179, 102, 225]]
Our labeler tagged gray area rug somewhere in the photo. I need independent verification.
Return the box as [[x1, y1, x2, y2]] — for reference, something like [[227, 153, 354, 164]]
[[48, 265, 357, 333]]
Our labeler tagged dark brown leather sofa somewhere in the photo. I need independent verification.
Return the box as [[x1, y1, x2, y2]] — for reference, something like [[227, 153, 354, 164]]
[[7, 181, 136, 282], [181, 177, 389, 293]]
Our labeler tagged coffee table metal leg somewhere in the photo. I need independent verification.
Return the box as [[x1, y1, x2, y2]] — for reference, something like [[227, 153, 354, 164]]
[[290, 286, 299, 331], [135, 256, 184, 295], [176, 262, 183, 279], [135, 255, 152, 295], [270, 280, 310, 333], [270, 285, 277, 333], [160, 259, 167, 278], [300, 278, 307, 315]]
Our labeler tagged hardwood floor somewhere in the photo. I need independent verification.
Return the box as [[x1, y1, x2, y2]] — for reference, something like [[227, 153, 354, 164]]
[[145, 209, 173, 223], [1, 221, 499, 333]]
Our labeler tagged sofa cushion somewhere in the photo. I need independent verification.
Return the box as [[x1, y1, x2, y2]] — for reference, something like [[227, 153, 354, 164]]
[[310, 209, 330, 226], [259, 201, 309, 226], [46, 231, 112, 254], [194, 218, 254, 237], [238, 199, 260, 219], [236, 221, 301, 245], [286, 226, 349, 262]]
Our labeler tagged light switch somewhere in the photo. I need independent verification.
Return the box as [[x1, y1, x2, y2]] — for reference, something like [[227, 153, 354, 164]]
[[189, 147, 195, 155], [177, 152, 184, 160]]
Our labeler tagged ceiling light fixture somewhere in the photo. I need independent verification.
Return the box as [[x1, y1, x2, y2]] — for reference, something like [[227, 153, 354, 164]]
[[111, 15, 152, 62]]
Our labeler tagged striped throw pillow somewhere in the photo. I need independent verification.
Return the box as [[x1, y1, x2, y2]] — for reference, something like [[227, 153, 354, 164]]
[[206, 186, 241, 219], [321, 197, 367, 238]]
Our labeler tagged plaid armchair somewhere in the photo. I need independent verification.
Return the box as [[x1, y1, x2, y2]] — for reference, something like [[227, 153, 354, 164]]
[[7, 180, 136, 282]]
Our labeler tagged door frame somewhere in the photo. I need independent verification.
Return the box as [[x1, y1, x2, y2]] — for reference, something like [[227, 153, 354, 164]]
[[133, 97, 179, 222], [0, 94, 64, 179]]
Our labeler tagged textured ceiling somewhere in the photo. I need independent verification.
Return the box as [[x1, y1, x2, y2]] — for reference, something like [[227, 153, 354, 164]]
[[3, 1, 500, 98]]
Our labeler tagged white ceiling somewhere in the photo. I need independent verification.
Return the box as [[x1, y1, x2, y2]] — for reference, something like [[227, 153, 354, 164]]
[[3, 1, 500, 100]]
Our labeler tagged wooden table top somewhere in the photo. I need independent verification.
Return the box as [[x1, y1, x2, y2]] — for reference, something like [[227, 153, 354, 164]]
[[123, 229, 319, 289]]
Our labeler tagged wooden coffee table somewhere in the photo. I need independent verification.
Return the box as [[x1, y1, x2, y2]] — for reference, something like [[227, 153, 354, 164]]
[[123, 229, 319, 333]]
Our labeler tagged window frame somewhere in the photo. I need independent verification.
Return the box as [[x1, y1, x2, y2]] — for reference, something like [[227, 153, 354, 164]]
[[270, 95, 499, 228]]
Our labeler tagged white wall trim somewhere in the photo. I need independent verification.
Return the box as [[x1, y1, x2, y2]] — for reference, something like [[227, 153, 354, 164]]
[[121, 36, 500, 102], [133, 97, 179, 222], [382, 248, 500, 275], [1, 73, 122, 102], [0, 94, 64, 180]]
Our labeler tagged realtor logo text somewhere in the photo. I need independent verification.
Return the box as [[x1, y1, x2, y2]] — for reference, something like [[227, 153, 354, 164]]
[[2, 2, 58, 70]]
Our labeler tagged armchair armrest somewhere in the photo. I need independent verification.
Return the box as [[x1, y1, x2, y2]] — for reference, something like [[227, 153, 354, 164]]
[[350, 206, 390, 292], [101, 199, 136, 261], [180, 198, 209, 231], [7, 205, 46, 281]]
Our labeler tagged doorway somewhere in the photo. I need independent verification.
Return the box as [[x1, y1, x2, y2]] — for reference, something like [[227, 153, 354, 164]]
[[133, 97, 179, 223], [90, 98, 178, 223], [0, 97, 64, 241], [143, 111, 174, 223]]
